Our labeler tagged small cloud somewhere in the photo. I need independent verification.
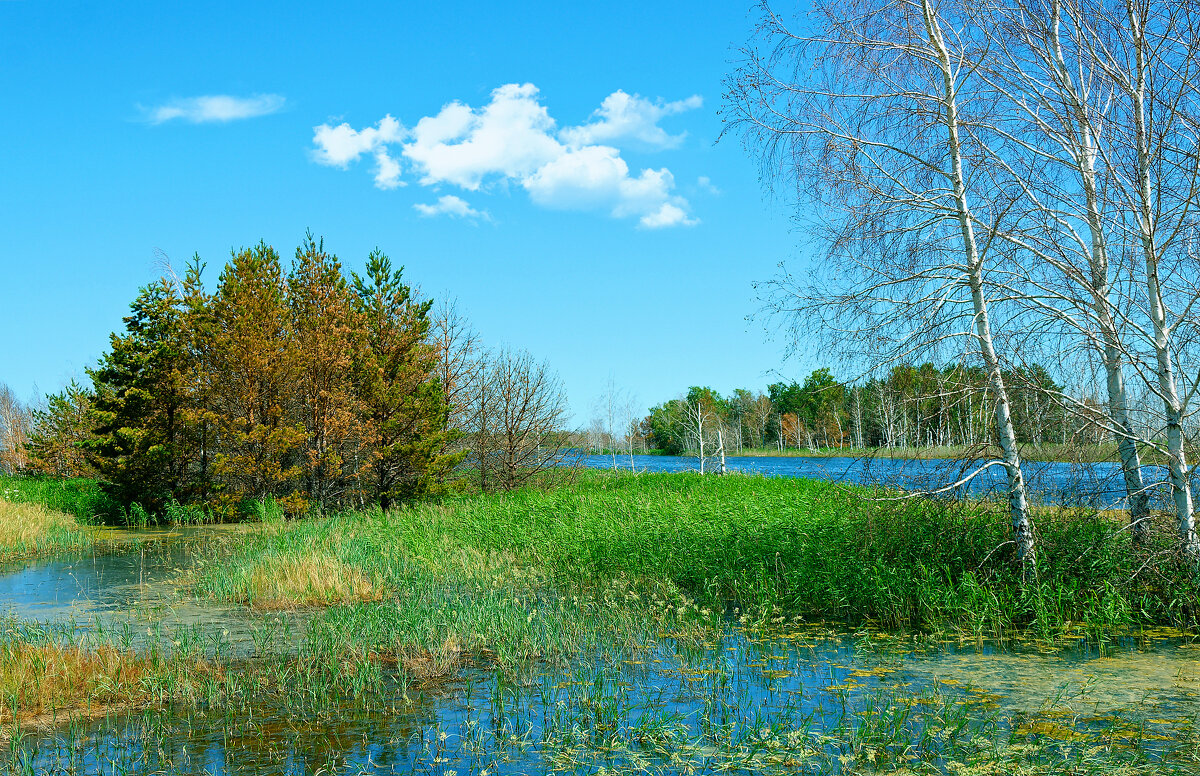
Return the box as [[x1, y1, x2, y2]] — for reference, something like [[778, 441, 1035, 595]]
[[413, 194, 488, 221], [560, 91, 702, 149], [697, 176, 720, 195], [639, 202, 699, 229], [141, 94, 285, 124], [312, 115, 406, 167], [373, 149, 403, 189]]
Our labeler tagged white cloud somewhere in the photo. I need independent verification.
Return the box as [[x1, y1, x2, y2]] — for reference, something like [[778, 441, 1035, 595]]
[[312, 115, 407, 188], [639, 203, 699, 229], [523, 146, 693, 228], [559, 91, 702, 149], [697, 175, 720, 195], [413, 195, 487, 220], [312, 115, 405, 166], [373, 149, 403, 189], [404, 83, 562, 189], [312, 83, 702, 228], [142, 94, 285, 124]]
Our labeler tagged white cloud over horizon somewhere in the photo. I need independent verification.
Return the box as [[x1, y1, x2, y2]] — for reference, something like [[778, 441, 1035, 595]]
[[311, 83, 702, 228], [141, 94, 286, 124]]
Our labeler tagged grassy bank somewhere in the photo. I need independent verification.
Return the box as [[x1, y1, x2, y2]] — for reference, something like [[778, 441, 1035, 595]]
[[0, 499, 93, 563], [199, 470, 1200, 637], [0, 475, 119, 525]]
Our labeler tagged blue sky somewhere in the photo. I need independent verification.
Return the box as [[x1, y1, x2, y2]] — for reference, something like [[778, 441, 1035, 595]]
[[0, 0, 812, 423]]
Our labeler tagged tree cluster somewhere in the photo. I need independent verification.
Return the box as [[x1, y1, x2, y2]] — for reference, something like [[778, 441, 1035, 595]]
[[640, 363, 1072, 457], [727, 0, 1200, 565], [23, 235, 459, 518]]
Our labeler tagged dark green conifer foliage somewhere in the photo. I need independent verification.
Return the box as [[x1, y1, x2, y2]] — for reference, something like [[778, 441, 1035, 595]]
[[27, 380, 95, 478], [352, 250, 460, 510], [84, 280, 190, 513]]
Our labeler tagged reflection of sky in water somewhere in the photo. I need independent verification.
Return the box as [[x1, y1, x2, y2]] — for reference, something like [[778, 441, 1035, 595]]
[[583, 453, 1196, 509]]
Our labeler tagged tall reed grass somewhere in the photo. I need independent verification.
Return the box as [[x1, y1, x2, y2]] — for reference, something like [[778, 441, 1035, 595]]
[[0, 500, 91, 563], [0, 476, 118, 525], [199, 470, 1200, 636]]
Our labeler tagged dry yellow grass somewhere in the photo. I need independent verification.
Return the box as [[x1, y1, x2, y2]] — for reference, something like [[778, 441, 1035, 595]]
[[0, 498, 89, 562], [240, 552, 380, 609], [0, 638, 218, 732]]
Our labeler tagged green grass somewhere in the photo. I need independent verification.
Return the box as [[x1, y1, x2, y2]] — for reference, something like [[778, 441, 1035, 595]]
[[7, 470, 1200, 774], [197, 470, 1200, 638], [0, 476, 120, 525], [0, 500, 92, 563]]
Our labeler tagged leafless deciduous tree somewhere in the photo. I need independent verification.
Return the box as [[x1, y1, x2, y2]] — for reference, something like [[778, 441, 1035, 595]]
[[463, 348, 576, 492], [591, 375, 639, 470], [431, 298, 482, 437], [0, 383, 32, 475], [969, 0, 1154, 540], [725, 0, 1036, 571], [968, 0, 1200, 554]]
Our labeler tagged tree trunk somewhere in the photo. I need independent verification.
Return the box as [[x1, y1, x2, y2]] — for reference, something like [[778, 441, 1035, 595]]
[[925, 0, 1034, 572], [1127, 7, 1197, 556]]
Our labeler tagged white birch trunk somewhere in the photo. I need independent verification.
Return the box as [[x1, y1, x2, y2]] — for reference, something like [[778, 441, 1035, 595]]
[[1127, 8, 1196, 554], [1042, 1, 1151, 539], [924, 0, 1035, 570]]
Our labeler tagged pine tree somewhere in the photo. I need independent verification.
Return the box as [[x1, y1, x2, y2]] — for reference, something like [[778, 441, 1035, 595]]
[[207, 242, 307, 515], [27, 381, 95, 478], [288, 233, 362, 509], [83, 280, 191, 513], [351, 250, 458, 510]]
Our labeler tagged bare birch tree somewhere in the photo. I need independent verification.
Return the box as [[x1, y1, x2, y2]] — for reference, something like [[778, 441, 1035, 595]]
[[981, 0, 1200, 554], [972, 0, 1154, 539], [0, 383, 31, 475], [726, 0, 1037, 571], [1095, 1, 1200, 556]]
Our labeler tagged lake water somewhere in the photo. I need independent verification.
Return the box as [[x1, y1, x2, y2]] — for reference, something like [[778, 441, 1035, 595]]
[[5, 539, 1200, 774], [581, 453, 1186, 509]]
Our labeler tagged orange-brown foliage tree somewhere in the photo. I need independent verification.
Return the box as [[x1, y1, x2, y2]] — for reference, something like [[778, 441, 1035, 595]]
[[288, 233, 364, 509], [205, 242, 308, 515]]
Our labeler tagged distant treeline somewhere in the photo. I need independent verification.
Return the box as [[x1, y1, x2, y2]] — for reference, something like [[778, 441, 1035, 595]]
[[639, 364, 1076, 456]]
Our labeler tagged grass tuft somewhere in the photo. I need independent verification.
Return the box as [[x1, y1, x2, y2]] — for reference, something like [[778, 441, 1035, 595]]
[[0, 500, 91, 563]]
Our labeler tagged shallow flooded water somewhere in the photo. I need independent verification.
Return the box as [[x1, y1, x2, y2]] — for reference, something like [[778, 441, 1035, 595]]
[[14, 627, 1200, 774], [0, 528, 305, 658], [6, 541, 1200, 774]]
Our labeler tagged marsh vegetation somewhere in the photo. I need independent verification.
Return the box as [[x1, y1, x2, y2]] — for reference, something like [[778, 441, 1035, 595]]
[[3, 471, 1200, 774]]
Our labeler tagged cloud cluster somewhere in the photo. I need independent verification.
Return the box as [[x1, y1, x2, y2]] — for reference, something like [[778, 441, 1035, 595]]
[[312, 83, 702, 228], [142, 94, 286, 124]]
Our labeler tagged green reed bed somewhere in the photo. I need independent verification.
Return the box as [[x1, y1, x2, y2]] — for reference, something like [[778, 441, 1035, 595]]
[[200, 471, 1200, 638], [0, 476, 119, 526]]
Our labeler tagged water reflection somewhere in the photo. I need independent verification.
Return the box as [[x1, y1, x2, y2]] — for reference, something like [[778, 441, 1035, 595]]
[[0, 531, 304, 657]]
